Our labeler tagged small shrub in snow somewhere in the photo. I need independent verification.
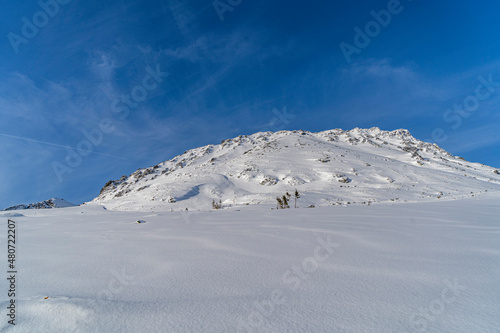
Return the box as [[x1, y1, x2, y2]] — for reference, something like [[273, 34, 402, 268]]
[[276, 197, 284, 209], [282, 195, 290, 208], [212, 200, 222, 210], [294, 189, 300, 208], [276, 192, 292, 209]]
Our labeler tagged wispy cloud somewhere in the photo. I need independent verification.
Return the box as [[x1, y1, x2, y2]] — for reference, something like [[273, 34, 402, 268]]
[[444, 124, 500, 154], [340, 59, 451, 102], [344, 59, 419, 81]]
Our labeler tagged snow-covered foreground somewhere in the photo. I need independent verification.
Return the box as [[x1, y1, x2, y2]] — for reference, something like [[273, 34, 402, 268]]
[[1, 195, 499, 332]]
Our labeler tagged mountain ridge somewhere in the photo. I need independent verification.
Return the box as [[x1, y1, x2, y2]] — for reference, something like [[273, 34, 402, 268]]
[[2, 198, 77, 211]]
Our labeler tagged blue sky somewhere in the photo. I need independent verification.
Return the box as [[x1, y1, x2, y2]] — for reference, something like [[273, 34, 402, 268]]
[[1, 0, 500, 208]]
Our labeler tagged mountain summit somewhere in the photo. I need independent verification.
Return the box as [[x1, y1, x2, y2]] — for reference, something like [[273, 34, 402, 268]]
[[91, 128, 500, 211]]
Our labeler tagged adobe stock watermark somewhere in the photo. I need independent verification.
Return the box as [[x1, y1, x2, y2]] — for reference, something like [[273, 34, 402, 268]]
[[97, 267, 136, 301], [236, 234, 339, 332], [409, 278, 467, 332], [260, 107, 295, 132], [340, 0, 412, 64], [52, 64, 168, 182], [428, 74, 500, 144], [213, 0, 243, 22], [180, 211, 193, 225], [51, 119, 118, 182], [110, 64, 169, 120], [7, 0, 72, 54]]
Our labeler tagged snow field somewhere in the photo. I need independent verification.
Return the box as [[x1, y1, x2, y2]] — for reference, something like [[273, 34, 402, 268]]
[[1, 193, 499, 332]]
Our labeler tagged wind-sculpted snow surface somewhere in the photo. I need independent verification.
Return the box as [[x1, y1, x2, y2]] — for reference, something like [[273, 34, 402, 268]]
[[91, 128, 500, 211], [1, 194, 499, 332]]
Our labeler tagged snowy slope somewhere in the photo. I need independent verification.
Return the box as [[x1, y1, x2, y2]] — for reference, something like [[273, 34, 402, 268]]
[[2, 198, 76, 211], [1, 194, 499, 332], [90, 128, 500, 211]]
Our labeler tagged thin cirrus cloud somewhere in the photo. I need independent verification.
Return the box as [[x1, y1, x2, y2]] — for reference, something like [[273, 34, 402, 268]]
[[336, 58, 499, 118], [444, 124, 500, 155], [340, 59, 447, 101]]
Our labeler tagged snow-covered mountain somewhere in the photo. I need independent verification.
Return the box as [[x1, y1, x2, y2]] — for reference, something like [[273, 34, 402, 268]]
[[90, 127, 500, 211], [2, 197, 76, 211]]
